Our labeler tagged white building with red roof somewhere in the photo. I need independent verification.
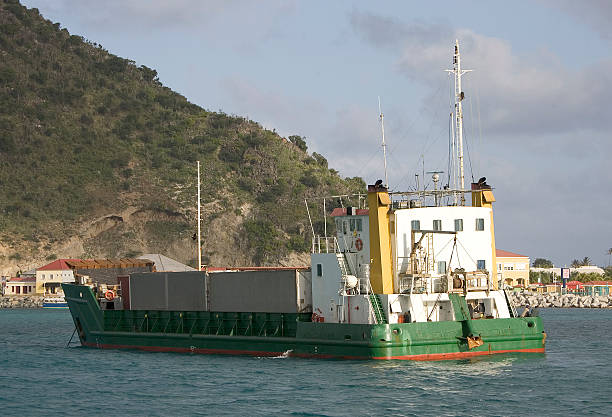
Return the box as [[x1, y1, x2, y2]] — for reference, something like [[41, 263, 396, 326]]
[[5, 276, 37, 295], [35, 259, 81, 294], [496, 249, 530, 287]]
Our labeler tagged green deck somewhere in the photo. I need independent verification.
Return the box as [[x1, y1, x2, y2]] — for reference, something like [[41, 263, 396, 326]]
[[63, 284, 545, 360]]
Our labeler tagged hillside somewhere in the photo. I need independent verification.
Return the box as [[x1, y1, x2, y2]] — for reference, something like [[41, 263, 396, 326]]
[[0, 1, 365, 274]]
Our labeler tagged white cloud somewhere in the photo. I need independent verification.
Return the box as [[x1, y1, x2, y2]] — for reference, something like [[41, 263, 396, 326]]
[[351, 11, 612, 138]]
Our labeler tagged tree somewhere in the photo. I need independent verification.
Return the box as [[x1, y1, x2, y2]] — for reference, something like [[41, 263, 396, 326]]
[[532, 258, 553, 268], [312, 152, 328, 168], [571, 257, 592, 268], [530, 270, 553, 284], [139, 65, 158, 83], [288, 135, 307, 152]]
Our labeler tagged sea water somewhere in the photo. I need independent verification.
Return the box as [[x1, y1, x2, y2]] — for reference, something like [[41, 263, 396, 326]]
[[1, 308, 611, 416]]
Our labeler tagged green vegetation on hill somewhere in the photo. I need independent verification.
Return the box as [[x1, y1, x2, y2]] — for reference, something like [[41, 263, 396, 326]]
[[0, 1, 366, 267]]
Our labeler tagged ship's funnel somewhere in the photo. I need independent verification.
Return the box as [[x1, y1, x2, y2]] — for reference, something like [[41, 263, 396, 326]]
[[367, 183, 394, 294]]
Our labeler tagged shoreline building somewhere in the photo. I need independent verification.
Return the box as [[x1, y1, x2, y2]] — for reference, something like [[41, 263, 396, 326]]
[[65, 259, 155, 285], [496, 249, 530, 288], [35, 259, 80, 294], [5, 276, 37, 295]]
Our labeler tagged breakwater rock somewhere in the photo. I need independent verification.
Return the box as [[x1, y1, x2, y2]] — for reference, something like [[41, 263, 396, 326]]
[[0, 296, 44, 309], [509, 292, 612, 309]]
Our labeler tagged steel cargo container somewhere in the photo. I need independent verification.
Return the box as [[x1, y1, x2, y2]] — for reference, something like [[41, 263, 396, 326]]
[[128, 271, 207, 311], [208, 269, 312, 313]]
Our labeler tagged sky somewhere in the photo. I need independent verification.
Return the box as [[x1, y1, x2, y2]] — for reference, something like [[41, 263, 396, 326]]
[[21, 0, 612, 267]]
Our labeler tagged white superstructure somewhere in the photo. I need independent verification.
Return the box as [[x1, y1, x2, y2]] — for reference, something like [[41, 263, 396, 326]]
[[308, 41, 515, 330]]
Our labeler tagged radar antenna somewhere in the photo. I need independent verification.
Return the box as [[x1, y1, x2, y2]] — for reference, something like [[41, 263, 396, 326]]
[[426, 170, 444, 206]]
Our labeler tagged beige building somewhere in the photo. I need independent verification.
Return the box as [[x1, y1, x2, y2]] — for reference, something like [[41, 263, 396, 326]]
[[5, 276, 36, 295], [35, 259, 79, 294], [496, 249, 530, 288]]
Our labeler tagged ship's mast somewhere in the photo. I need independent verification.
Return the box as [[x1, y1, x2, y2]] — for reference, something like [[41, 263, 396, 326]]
[[446, 39, 471, 205], [378, 97, 389, 189], [197, 160, 202, 272]]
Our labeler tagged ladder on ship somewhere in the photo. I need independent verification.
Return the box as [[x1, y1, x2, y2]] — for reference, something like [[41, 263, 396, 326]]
[[369, 294, 387, 324], [504, 288, 518, 318], [336, 253, 352, 276]]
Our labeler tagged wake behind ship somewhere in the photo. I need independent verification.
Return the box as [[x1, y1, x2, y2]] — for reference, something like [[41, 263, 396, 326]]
[[62, 41, 545, 360]]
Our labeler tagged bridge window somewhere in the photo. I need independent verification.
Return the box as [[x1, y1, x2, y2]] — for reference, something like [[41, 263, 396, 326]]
[[433, 220, 442, 231], [477, 260, 486, 270], [438, 261, 447, 274], [475, 218, 485, 231], [317, 264, 322, 277], [356, 218, 362, 231], [411, 220, 420, 231], [349, 219, 355, 231], [454, 219, 463, 231]]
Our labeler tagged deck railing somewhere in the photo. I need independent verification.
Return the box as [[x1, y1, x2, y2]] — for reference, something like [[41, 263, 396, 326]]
[[311, 236, 339, 254]]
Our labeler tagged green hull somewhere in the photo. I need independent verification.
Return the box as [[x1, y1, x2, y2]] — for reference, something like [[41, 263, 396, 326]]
[[63, 284, 545, 360]]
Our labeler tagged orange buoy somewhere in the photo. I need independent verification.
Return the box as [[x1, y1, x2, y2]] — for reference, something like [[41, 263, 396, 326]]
[[104, 290, 115, 301]]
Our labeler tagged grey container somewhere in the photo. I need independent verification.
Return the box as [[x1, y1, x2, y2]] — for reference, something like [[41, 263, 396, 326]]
[[208, 269, 312, 313], [129, 271, 207, 311]]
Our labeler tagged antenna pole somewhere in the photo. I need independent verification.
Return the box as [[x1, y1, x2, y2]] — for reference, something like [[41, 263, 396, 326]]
[[379, 97, 389, 188], [422, 156, 425, 193], [197, 160, 202, 272], [323, 198, 327, 238], [446, 39, 471, 206]]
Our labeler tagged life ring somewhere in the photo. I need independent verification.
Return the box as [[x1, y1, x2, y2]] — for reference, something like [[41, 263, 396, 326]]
[[355, 238, 363, 251], [104, 290, 115, 301]]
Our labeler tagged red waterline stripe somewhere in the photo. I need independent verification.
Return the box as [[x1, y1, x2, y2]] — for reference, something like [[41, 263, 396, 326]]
[[82, 342, 544, 361], [372, 347, 546, 361]]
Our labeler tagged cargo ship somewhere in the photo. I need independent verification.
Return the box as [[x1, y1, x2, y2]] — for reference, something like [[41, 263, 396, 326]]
[[63, 42, 545, 360]]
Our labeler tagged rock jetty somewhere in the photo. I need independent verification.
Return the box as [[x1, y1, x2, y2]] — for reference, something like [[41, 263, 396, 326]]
[[0, 296, 44, 309], [3, 293, 609, 309], [509, 292, 612, 309]]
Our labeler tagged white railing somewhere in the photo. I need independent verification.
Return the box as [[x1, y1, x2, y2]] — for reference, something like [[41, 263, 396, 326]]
[[311, 236, 340, 254]]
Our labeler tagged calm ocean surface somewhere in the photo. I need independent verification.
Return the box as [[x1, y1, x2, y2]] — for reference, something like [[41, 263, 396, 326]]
[[1, 308, 611, 417]]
